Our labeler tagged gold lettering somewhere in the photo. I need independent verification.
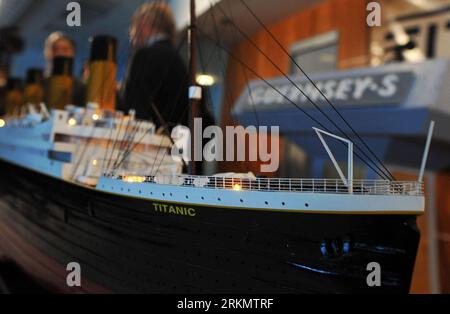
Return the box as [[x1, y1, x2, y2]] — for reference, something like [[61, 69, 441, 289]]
[[169, 206, 177, 214], [176, 206, 185, 215], [188, 208, 196, 217], [152, 203, 197, 217]]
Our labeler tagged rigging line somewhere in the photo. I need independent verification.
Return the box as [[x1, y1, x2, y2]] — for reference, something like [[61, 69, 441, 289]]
[[101, 112, 118, 174], [105, 120, 123, 174], [149, 7, 231, 175], [160, 24, 224, 176], [212, 4, 392, 181], [239, 62, 259, 127], [112, 119, 146, 171], [119, 119, 145, 156], [206, 0, 259, 128], [115, 33, 165, 166], [197, 28, 390, 180], [111, 109, 135, 167], [111, 119, 137, 170], [105, 114, 127, 173], [145, 0, 244, 178], [109, 0, 169, 173], [238, 0, 396, 181], [115, 92, 184, 177], [113, 32, 190, 174], [105, 0, 151, 166], [151, 13, 226, 177], [114, 30, 189, 175], [68, 35, 132, 180], [150, 22, 230, 177], [146, 77, 190, 177], [213, 3, 393, 181], [152, 102, 190, 177], [218, 0, 259, 127], [70, 121, 98, 181], [96, 8, 138, 174], [151, 32, 214, 176], [102, 43, 132, 174]]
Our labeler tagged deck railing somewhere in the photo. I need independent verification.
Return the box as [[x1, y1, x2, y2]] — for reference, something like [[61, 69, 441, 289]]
[[106, 174, 424, 196]]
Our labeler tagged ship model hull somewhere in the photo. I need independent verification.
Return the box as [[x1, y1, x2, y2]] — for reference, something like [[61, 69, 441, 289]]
[[0, 158, 420, 293]]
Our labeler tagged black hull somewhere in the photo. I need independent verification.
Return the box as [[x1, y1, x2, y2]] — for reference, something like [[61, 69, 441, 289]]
[[0, 159, 420, 293]]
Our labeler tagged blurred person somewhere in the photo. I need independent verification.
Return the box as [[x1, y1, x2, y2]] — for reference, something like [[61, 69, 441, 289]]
[[120, 2, 188, 130], [44, 32, 76, 76], [43, 31, 85, 107]]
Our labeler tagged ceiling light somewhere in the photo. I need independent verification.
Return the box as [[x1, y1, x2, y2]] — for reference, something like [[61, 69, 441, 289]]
[[196, 74, 215, 87]]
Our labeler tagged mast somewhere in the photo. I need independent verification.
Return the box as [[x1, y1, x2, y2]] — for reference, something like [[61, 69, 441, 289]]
[[188, 0, 201, 175]]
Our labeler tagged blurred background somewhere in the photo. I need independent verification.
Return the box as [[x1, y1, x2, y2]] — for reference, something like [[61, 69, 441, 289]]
[[1, 0, 449, 293]]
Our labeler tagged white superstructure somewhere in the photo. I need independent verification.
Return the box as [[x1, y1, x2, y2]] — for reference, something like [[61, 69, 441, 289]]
[[0, 105, 183, 186]]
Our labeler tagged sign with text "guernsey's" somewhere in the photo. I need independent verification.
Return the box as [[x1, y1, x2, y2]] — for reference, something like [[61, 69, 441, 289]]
[[234, 72, 415, 112]]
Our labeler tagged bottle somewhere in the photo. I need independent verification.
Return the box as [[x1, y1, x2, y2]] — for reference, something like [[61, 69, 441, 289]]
[[24, 68, 44, 108], [86, 35, 117, 110], [47, 57, 74, 109], [5, 78, 23, 116]]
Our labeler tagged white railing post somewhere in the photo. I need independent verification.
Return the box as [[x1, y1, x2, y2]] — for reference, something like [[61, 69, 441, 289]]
[[418, 121, 435, 184], [348, 141, 353, 194], [313, 127, 354, 194]]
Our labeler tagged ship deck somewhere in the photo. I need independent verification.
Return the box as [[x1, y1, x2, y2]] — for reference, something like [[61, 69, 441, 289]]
[[106, 174, 424, 196]]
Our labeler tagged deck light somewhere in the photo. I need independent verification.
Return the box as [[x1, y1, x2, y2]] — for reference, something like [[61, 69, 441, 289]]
[[123, 176, 146, 183], [67, 118, 77, 126], [232, 184, 242, 191]]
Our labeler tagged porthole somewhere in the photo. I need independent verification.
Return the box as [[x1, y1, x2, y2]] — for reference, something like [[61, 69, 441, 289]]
[[240, 199, 243, 203], [186, 195, 189, 199], [218, 198, 221, 201], [305, 203, 309, 207], [201, 197, 204, 200], [265, 201, 268, 205], [162, 193, 165, 197], [282, 202, 286, 206], [139, 190, 142, 194]]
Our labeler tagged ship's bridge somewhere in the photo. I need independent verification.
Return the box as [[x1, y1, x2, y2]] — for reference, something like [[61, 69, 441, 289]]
[[233, 59, 450, 178]]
